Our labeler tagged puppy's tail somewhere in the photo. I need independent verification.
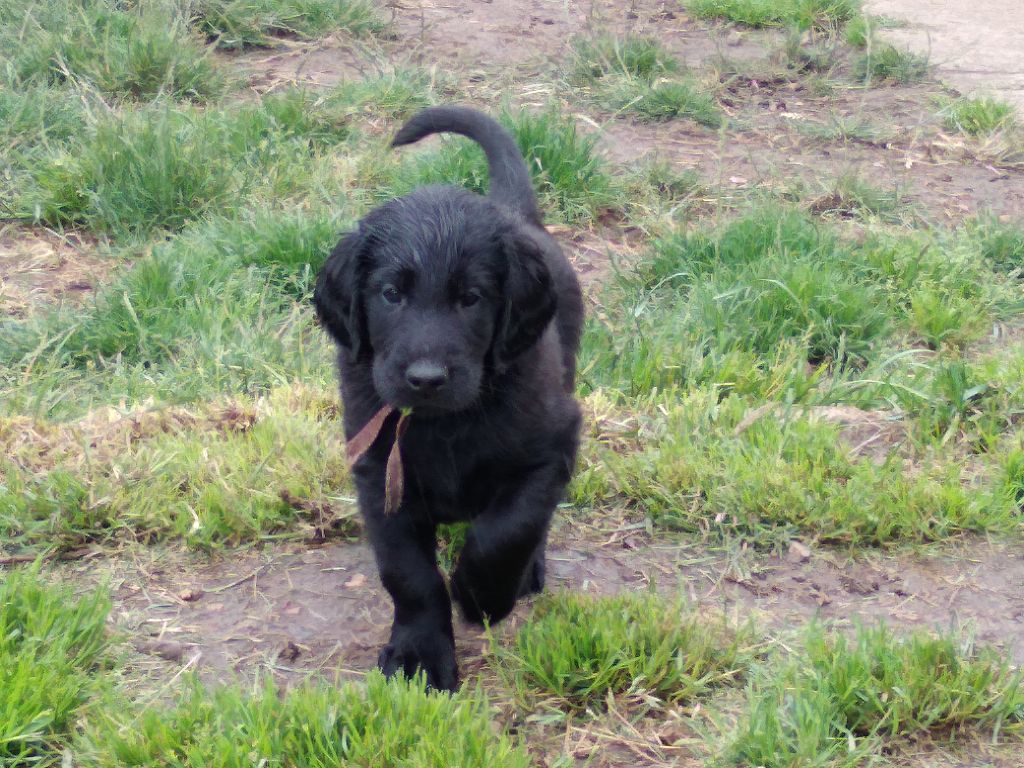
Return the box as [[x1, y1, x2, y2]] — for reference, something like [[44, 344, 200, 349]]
[[391, 106, 542, 225]]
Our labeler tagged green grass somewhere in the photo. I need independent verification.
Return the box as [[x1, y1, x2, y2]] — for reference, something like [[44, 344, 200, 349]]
[[726, 623, 1024, 766], [374, 105, 619, 224], [809, 172, 906, 221], [854, 43, 929, 84], [971, 215, 1024, 274], [687, 0, 862, 29], [16, 90, 355, 237], [0, 385, 354, 552], [599, 75, 723, 126], [570, 34, 722, 127], [0, 0, 225, 101], [0, 203, 343, 416], [191, 0, 384, 49], [573, 390, 1020, 548], [941, 95, 1017, 136], [580, 207, 1023, 398], [570, 34, 680, 83], [78, 673, 529, 768], [495, 591, 754, 712], [0, 567, 112, 766]]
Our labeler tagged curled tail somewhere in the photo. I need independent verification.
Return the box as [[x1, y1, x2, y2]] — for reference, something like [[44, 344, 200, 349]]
[[391, 106, 541, 225]]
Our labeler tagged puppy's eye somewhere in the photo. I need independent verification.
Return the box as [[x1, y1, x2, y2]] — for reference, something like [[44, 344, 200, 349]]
[[381, 285, 403, 305], [459, 289, 482, 308]]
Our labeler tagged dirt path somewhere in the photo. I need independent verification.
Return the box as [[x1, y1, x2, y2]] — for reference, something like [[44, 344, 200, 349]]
[[865, 0, 1024, 111], [102, 533, 1023, 685]]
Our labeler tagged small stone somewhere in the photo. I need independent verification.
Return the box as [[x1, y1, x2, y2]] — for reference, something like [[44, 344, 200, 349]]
[[787, 540, 812, 564], [138, 639, 185, 662]]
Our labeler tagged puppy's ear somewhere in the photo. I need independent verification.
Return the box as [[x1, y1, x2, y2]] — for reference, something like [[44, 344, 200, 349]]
[[492, 229, 557, 369], [313, 227, 370, 357]]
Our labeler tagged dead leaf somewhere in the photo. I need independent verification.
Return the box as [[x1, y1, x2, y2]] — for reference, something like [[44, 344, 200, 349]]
[[345, 573, 367, 589]]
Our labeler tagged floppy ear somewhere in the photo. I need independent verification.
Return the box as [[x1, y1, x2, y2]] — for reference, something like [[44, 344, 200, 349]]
[[313, 227, 370, 358], [491, 229, 557, 370]]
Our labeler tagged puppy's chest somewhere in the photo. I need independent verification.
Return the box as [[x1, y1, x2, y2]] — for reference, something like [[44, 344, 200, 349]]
[[400, 423, 521, 518]]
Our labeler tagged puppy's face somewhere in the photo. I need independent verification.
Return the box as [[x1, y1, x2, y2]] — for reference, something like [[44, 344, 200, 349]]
[[314, 188, 556, 414]]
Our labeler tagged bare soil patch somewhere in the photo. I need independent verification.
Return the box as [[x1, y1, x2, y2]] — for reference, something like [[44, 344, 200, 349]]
[[97, 528, 1023, 691], [866, 0, 1024, 112], [0, 226, 108, 317]]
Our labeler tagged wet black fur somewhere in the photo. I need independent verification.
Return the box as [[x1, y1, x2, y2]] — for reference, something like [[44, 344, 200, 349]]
[[313, 106, 583, 690]]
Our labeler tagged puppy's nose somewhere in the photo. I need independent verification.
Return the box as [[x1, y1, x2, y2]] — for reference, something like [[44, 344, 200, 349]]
[[405, 360, 449, 392]]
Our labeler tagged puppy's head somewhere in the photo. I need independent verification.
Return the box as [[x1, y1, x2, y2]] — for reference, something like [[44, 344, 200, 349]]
[[314, 187, 556, 413]]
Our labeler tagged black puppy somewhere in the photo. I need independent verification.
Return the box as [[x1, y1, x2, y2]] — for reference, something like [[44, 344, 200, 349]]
[[313, 106, 583, 690]]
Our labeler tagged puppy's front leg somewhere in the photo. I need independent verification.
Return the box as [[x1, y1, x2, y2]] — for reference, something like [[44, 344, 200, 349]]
[[362, 501, 458, 691], [451, 462, 568, 624]]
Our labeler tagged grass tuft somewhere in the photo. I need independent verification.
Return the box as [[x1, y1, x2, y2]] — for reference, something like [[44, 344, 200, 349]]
[[854, 43, 929, 84], [687, 0, 862, 30], [941, 95, 1017, 136], [570, 34, 680, 83], [191, 0, 384, 49], [0, 0, 226, 101], [496, 591, 754, 711], [570, 34, 722, 127], [727, 622, 1024, 765], [0, 567, 112, 765], [573, 391, 1020, 548], [601, 76, 723, 126], [79, 672, 529, 768], [1, 386, 354, 552], [17, 91, 353, 237], [970, 215, 1024, 274]]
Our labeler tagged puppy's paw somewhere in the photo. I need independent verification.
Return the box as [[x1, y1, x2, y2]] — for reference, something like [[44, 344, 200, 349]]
[[451, 566, 517, 625], [517, 553, 545, 598], [377, 627, 458, 692]]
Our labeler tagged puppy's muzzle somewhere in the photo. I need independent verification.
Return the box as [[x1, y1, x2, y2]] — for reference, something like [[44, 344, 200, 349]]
[[405, 360, 450, 393]]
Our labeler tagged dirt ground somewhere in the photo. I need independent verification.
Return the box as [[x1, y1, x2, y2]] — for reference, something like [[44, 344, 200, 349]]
[[100, 525, 1023, 687], [865, 0, 1024, 111]]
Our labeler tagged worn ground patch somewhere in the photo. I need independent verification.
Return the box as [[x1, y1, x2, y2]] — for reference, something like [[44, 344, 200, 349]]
[[82, 527, 1023, 691], [0, 226, 108, 317]]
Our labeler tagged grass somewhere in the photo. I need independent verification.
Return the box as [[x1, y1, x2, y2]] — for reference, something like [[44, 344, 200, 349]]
[[599, 76, 723, 126], [0, 0, 226, 101], [16, 90, 354, 237], [686, 0, 862, 30], [495, 591, 754, 712], [374, 105, 620, 224], [809, 172, 906, 221], [580, 206, 1023, 397], [0, 567, 112, 766], [570, 34, 723, 127], [191, 0, 384, 49], [78, 672, 529, 768], [971, 215, 1024, 274], [0, 202, 344, 423], [570, 34, 680, 83], [726, 622, 1024, 765], [854, 43, 929, 85], [941, 95, 1017, 136], [0, 385, 354, 552], [573, 389, 1020, 548]]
